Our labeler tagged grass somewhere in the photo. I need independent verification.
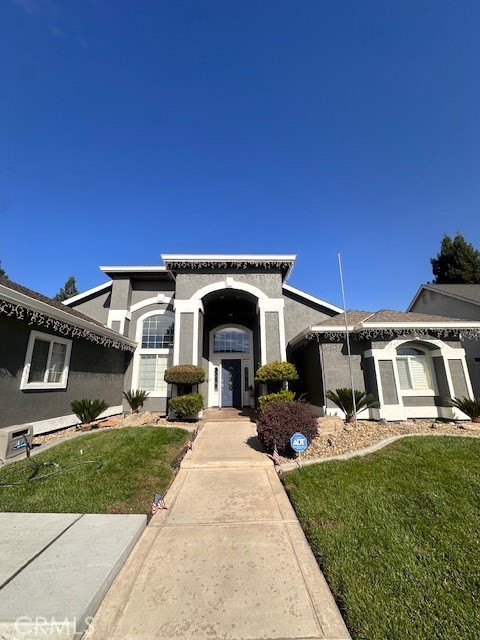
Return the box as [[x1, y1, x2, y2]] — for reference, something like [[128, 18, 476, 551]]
[[0, 427, 190, 514], [283, 436, 480, 640]]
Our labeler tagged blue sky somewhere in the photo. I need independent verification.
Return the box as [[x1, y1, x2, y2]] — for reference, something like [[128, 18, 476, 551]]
[[1, 1, 479, 311]]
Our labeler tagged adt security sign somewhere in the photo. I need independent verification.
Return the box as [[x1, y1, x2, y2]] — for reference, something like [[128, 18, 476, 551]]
[[290, 432, 308, 453]]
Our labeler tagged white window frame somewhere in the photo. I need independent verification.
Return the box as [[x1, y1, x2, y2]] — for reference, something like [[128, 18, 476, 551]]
[[132, 309, 174, 397], [395, 346, 437, 396], [21, 330, 72, 390]]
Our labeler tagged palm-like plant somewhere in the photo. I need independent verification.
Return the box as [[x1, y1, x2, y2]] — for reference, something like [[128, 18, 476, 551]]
[[123, 389, 150, 413], [71, 399, 109, 427], [325, 388, 377, 423], [448, 396, 480, 422]]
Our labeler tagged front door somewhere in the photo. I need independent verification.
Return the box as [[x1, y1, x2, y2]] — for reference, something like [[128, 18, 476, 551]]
[[221, 359, 242, 407]]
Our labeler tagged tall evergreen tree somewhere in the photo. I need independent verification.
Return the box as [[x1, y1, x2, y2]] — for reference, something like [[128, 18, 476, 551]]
[[0, 261, 6, 278], [431, 233, 480, 284], [54, 276, 79, 302]]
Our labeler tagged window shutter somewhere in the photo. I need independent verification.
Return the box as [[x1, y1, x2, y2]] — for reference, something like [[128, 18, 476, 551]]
[[409, 356, 431, 390], [396, 358, 411, 390]]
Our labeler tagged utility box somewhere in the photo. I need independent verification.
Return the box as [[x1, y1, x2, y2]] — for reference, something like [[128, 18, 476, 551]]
[[0, 425, 33, 462]]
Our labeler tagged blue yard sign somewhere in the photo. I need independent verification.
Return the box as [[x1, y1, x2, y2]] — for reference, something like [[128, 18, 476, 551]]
[[290, 432, 308, 453]]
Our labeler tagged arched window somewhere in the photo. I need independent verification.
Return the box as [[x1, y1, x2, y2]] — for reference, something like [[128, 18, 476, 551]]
[[141, 315, 174, 349], [136, 313, 174, 394], [396, 347, 433, 391], [213, 328, 249, 353]]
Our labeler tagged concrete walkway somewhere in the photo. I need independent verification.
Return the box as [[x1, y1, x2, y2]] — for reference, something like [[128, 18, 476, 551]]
[[86, 421, 351, 640]]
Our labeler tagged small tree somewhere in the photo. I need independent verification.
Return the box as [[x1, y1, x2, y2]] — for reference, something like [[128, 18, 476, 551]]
[[431, 233, 480, 284], [54, 276, 79, 302], [254, 361, 298, 393], [326, 388, 377, 423]]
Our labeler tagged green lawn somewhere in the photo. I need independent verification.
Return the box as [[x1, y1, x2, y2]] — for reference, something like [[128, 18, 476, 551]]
[[0, 427, 189, 514], [283, 436, 480, 640]]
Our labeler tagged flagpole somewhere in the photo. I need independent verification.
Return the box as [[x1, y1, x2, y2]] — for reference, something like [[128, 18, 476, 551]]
[[337, 252, 358, 428]]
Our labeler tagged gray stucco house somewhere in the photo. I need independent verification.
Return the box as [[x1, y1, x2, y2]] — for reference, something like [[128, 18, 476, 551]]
[[408, 284, 480, 395], [65, 254, 480, 423], [0, 277, 135, 434]]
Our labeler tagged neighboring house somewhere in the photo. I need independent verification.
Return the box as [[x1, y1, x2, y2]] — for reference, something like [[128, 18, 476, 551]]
[[408, 284, 480, 395], [290, 310, 480, 421], [66, 255, 342, 414], [0, 277, 136, 434]]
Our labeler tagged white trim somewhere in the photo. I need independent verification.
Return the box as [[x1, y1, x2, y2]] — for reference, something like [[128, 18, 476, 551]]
[[162, 253, 296, 262], [63, 281, 112, 306], [107, 309, 131, 334], [130, 294, 174, 314], [282, 283, 343, 313], [132, 309, 174, 397], [26, 406, 123, 436], [208, 324, 254, 408], [0, 284, 137, 348], [100, 266, 168, 273], [20, 330, 72, 390]]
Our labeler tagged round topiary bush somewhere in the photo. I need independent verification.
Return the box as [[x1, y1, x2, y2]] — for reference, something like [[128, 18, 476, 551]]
[[254, 361, 298, 393], [169, 393, 204, 420], [164, 365, 206, 385], [256, 401, 318, 455]]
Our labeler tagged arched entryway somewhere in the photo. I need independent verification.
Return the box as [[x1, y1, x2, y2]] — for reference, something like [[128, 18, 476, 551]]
[[202, 290, 259, 407]]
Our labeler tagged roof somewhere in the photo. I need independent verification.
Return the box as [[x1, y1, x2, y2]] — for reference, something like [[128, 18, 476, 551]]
[[290, 308, 480, 347], [282, 283, 343, 314], [408, 283, 480, 310], [0, 277, 136, 351]]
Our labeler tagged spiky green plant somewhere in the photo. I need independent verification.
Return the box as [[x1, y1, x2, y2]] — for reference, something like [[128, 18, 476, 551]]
[[123, 389, 150, 413], [325, 388, 377, 423], [448, 396, 480, 422], [71, 399, 109, 425]]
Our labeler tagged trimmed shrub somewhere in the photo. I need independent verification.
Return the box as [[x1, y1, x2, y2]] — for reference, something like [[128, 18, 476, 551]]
[[164, 365, 206, 385], [325, 388, 377, 423], [169, 393, 204, 420], [448, 396, 480, 422], [254, 361, 299, 393], [257, 389, 295, 412], [256, 401, 318, 455], [71, 399, 109, 425], [123, 389, 150, 413]]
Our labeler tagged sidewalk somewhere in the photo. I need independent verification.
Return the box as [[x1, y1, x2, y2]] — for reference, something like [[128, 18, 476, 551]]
[[86, 421, 351, 640]]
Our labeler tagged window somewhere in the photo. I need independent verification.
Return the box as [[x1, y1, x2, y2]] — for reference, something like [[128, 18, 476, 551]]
[[21, 331, 72, 390], [135, 312, 174, 396], [141, 315, 174, 349], [213, 328, 249, 353], [396, 347, 433, 391], [138, 354, 170, 394]]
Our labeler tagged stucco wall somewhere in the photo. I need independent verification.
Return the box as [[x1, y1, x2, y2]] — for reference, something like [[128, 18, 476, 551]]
[[130, 279, 175, 306], [448, 359, 469, 398], [178, 313, 194, 363], [378, 360, 398, 404], [175, 271, 283, 300], [320, 340, 367, 408], [283, 290, 336, 344], [68, 287, 111, 325], [292, 341, 324, 407], [0, 314, 128, 429], [265, 311, 281, 362], [110, 277, 132, 310]]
